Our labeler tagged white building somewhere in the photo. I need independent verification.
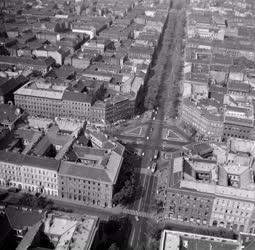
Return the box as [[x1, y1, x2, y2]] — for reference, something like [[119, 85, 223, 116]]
[[0, 151, 60, 196]]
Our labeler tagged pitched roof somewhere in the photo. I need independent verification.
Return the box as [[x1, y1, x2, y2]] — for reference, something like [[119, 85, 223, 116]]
[[0, 151, 60, 172], [62, 91, 92, 103], [0, 213, 12, 243], [0, 77, 25, 96], [6, 206, 43, 230], [59, 161, 112, 183]]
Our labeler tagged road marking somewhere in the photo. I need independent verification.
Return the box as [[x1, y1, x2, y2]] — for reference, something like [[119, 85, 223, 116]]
[[130, 225, 136, 246], [136, 225, 142, 249], [142, 175, 153, 212], [138, 174, 149, 211]]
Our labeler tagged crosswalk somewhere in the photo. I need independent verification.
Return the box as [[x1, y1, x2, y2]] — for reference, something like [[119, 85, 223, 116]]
[[121, 208, 155, 219]]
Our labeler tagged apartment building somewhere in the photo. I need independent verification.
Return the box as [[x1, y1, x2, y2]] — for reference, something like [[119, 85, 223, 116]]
[[90, 94, 135, 125], [181, 98, 224, 141], [223, 95, 254, 141], [210, 197, 254, 232], [162, 188, 214, 226], [14, 78, 97, 121], [62, 92, 92, 120], [14, 79, 64, 118], [58, 146, 123, 208], [0, 151, 60, 196]]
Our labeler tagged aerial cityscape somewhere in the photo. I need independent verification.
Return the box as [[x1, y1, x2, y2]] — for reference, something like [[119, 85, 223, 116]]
[[1, 0, 255, 249]]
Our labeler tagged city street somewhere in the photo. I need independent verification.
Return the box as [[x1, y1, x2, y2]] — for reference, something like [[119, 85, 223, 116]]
[[126, 4, 188, 249], [128, 106, 169, 249]]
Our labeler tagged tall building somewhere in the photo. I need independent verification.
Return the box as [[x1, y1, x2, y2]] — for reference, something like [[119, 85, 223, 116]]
[[223, 94, 254, 141], [58, 141, 124, 208], [181, 98, 224, 141], [0, 151, 60, 196], [14, 77, 104, 121]]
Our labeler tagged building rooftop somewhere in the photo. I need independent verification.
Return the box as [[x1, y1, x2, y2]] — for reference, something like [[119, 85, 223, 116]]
[[14, 79, 66, 100], [0, 56, 55, 68], [0, 104, 23, 126], [0, 76, 27, 97], [228, 81, 250, 93], [186, 158, 217, 172], [18, 212, 99, 250], [223, 164, 250, 175], [6, 206, 44, 230], [0, 150, 60, 172], [59, 150, 122, 184], [229, 138, 255, 157], [160, 230, 242, 250]]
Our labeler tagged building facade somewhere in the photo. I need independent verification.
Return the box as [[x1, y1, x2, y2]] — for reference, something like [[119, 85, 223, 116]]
[[181, 98, 224, 141], [210, 197, 254, 232], [162, 188, 214, 226], [58, 149, 123, 208], [0, 151, 60, 196]]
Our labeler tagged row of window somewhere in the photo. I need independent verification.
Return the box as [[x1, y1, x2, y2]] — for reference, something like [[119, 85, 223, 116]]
[[61, 192, 109, 207], [62, 177, 109, 188], [24, 179, 57, 188], [64, 186, 102, 192]]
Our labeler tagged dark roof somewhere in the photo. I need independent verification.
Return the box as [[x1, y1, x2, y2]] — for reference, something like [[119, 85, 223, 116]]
[[244, 240, 255, 250], [62, 91, 92, 103], [0, 56, 54, 68], [0, 77, 25, 96], [0, 214, 12, 244], [16, 222, 42, 250], [0, 151, 60, 171], [22, 155, 60, 172], [224, 116, 253, 127], [193, 143, 213, 156], [209, 85, 227, 94], [0, 104, 23, 125], [228, 81, 250, 93], [6, 206, 43, 230], [0, 150, 23, 165], [31, 136, 51, 156], [59, 161, 112, 183]]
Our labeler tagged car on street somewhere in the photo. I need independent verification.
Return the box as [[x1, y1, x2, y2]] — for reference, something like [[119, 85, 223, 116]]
[[153, 150, 159, 160], [146, 136, 149, 140], [147, 165, 150, 170], [135, 216, 139, 221], [141, 152, 145, 156], [153, 117, 155, 120], [151, 162, 157, 173]]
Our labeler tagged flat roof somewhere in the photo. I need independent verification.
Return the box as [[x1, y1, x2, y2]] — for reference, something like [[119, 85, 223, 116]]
[[44, 213, 99, 250], [223, 164, 249, 175], [160, 230, 241, 250]]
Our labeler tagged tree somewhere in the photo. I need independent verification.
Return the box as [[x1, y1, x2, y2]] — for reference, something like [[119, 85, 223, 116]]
[[108, 243, 119, 250], [112, 151, 140, 206], [18, 193, 53, 209], [0, 46, 10, 56]]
